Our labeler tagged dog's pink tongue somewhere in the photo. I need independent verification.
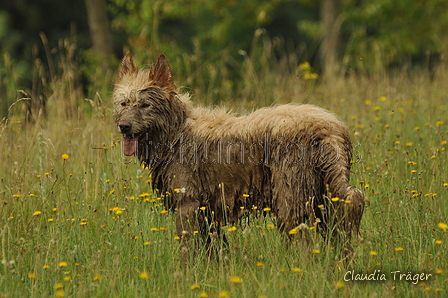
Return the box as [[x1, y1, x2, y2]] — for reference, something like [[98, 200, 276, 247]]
[[122, 136, 139, 156]]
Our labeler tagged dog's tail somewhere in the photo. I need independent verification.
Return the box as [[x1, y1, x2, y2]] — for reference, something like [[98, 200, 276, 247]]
[[315, 133, 365, 243]]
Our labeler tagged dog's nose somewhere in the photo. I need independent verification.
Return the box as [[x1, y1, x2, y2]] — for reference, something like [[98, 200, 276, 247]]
[[118, 121, 132, 133]]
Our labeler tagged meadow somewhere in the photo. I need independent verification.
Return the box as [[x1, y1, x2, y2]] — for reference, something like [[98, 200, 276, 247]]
[[1, 46, 447, 297]]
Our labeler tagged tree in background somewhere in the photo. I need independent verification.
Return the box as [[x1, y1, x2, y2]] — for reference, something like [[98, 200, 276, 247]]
[[85, 0, 114, 71], [2, 0, 448, 118], [320, 0, 341, 76]]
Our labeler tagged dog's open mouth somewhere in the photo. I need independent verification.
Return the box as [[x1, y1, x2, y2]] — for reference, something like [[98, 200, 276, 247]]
[[122, 134, 142, 156]]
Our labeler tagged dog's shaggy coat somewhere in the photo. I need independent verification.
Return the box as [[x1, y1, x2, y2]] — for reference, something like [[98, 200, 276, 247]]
[[113, 53, 364, 254]]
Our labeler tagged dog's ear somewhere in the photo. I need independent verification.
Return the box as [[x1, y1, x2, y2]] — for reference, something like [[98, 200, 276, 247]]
[[117, 52, 138, 83], [149, 54, 175, 90]]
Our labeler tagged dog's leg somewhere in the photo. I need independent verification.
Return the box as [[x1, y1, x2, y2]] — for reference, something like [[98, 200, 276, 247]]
[[176, 200, 200, 266]]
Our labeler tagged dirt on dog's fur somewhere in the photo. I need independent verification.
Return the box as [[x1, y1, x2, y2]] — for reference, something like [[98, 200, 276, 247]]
[[113, 53, 365, 255]]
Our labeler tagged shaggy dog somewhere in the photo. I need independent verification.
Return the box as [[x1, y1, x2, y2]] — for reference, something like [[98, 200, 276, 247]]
[[113, 53, 364, 256]]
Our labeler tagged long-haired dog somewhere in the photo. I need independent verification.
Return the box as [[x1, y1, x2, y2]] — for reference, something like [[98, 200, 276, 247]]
[[113, 53, 364, 258]]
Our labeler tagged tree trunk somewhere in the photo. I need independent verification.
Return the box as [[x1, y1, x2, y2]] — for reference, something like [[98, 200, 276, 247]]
[[320, 0, 341, 76], [85, 0, 114, 69]]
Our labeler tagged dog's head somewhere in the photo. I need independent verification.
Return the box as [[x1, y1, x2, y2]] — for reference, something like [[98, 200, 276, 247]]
[[113, 53, 177, 156]]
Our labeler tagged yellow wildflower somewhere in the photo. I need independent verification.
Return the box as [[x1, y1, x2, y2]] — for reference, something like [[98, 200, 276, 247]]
[[28, 272, 37, 279], [229, 276, 242, 284], [139, 271, 149, 279]]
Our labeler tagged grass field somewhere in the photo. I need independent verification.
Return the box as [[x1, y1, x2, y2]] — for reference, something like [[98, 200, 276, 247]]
[[1, 50, 447, 297]]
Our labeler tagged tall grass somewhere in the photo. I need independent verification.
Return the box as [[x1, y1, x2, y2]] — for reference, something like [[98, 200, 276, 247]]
[[1, 39, 447, 297]]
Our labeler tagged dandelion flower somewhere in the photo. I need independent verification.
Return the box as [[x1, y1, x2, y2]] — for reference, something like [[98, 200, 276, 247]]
[[292, 267, 302, 273], [28, 272, 37, 279], [267, 224, 275, 230], [288, 228, 297, 235], [54, 283, 64, 289], [435, 240, 442, 245], [199, 206, 206, 211], [160, 210, 168, 214], [190, 283, 200, 289], [263, 207, 271, 211], [55, 290, 65, 297], [43, 265, 50, 269], [218, 291, 229, 298], [331, 197, 340, 202], [58, 262, 68, 267], [61, 154, 69, 160], [312, 249, 321, 254], [394, 247, 404, 251], [369, 251, 378, 256], [229, 276, 242, 284], [242, 194, 249, 198], [198, 292, 208, 297], [298, 62, 311, 70], [93, 276, 101, 281], [256, 262, 266, 267], [335, 281, 345, 289], [139, 271, 149, 279], [437, 222, 448, 230], [33, 211, 42, 216], [228, 226, 237, 232], [435, 269, 443, 274], [13, 194, 21, 198]]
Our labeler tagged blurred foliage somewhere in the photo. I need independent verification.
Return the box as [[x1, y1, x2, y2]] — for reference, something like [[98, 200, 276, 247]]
[[1, 0, 448, 117]]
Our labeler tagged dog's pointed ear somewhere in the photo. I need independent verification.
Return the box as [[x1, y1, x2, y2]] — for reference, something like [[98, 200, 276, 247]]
[[117, 52, 138, 83], [149, 54, 175, 90]]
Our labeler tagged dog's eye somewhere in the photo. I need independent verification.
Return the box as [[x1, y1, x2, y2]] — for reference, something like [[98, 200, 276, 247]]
[[141, 103, 150, 108], [121, 102, 127, 107]]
